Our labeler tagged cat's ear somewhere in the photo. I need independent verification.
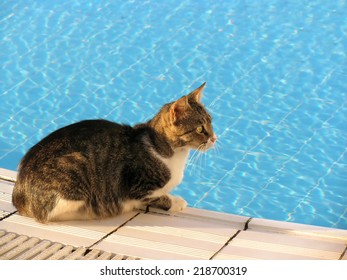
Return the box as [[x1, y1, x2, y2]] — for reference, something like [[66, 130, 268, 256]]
[[188, 82, 206, 103], [170, 95, 190, 122]]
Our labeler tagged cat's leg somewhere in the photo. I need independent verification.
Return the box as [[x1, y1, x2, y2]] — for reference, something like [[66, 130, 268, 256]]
[[144, 194, 187, 212]]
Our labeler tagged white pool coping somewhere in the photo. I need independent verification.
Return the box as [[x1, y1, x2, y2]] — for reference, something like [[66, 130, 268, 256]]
[[0, 167, 346, 260]]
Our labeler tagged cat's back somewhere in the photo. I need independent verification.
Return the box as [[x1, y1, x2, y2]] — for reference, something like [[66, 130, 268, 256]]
[[19, 119, 129, 167], [17, 119, 171, 177], [35, 119, 127, 148]]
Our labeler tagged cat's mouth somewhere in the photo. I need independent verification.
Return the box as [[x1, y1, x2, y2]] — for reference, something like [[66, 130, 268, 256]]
[[198, 134, 217, 152]]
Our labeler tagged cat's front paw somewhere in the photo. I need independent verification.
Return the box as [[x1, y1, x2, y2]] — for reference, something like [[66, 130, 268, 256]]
[[169, 196, 187, 212]]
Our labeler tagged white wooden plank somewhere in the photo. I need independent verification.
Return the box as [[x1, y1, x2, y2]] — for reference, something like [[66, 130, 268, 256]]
[[61, 211, 139, 233], [0, 214, 106, 248], [0, 210, 11, 219], [0, 193, 16, 213], [94, 234, 212, 260], [249, 217, 347, 242], [93, 210, 242, 260], [123, 211, 238, 241], [213, 246, 320, 260], [0, 179, 17, 213], [215, 230, 344, 260], [0, 168, 17, 182], [147, 206, 248, 230], [0, 180, 14, 194]]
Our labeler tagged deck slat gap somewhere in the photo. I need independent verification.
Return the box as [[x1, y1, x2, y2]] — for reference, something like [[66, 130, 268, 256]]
[[0, 210, 17, 222], [244, 217, 252, 231], [339, 246, 347, 260], [210, 217, 252, 259], [210, 230, 242, 260], [0, 176, 16, 183], [87, 212, 141, 249]]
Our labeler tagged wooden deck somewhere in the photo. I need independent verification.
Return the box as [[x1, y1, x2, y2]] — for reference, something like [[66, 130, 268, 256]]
[[0, 167, 346, 260]]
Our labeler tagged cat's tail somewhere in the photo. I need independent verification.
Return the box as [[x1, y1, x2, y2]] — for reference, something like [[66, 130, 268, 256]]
[[12, 178, 57, 224], [12, 180, 31, 217]]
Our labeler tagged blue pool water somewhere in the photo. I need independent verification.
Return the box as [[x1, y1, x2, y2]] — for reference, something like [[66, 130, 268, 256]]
[[0, 0, 346, 229]]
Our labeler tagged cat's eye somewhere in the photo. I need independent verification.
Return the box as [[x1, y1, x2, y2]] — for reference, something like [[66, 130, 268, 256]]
[[196, 126, 204, 134]]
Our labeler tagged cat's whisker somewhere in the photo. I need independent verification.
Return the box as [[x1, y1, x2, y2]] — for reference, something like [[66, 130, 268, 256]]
[[214, 145, 221, 157], [188, 143, 208, 176], [194, 150, 204, 166], [212, 137, 223, 152], [212, 138, 220, 153], [202, 148, 208, 171], [187, 149, 200, 167], [187, 150, 200, 175], [199, 144, 209, 173]]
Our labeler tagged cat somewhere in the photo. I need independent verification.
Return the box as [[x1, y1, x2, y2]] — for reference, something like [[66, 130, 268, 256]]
[[12, 83, 217, 223]]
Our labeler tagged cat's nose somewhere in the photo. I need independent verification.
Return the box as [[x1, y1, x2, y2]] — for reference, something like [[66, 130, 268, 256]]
[[211, 133, 217, 143]]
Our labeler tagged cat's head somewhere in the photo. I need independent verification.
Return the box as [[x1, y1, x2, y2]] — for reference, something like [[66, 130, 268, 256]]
[[155, 83, 217, 151]]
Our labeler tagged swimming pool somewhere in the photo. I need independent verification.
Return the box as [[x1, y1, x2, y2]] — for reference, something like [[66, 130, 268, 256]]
[[0, 0, 346, 229]]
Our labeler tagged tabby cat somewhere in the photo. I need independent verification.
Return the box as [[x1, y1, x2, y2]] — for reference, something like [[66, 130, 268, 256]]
[[12, 83, 216, 223]]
